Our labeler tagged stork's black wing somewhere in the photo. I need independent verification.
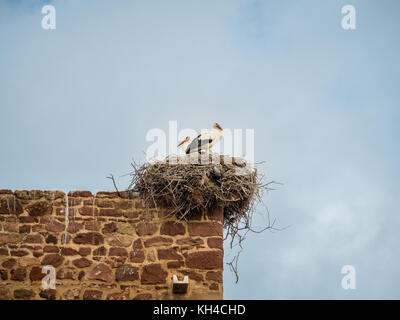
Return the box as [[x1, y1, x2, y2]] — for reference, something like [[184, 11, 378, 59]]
[[185, 135, 213, 154]]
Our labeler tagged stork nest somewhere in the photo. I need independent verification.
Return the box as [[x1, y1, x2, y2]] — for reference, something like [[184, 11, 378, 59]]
[[127, 153, 277, 283], [128, 154, 270, 228]]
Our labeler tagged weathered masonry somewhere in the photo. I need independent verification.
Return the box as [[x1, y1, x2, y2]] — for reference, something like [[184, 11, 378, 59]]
[[0, 190, 223, 300]]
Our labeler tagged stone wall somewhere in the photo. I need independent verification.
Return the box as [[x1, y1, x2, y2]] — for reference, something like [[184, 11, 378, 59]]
[[0, 190, 223, 300]]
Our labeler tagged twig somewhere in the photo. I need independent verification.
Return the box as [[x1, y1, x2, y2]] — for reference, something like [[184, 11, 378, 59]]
[[107, 174, 121, 197]]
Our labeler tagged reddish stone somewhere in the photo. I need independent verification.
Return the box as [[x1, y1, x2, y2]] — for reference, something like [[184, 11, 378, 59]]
[[84, 220, 100, 231], [60, 247, 79, 256], [41, 254, 65, 267], [95, 199, 114, 208], [78, 206, 99, 216], [67, 198, 81, 206], [67, 222, 84, 233], [19, 225, 31, 233], [133, 293, 152, 300], [129, 250, 145, 263], [30, 266, 45, 281], [141, 264, 167, 284], [160, 221, 186, 236], [43, 245, 59, 253], [0, 189, 13, 194], [19, 216, 37, 223], [57, 267, 78, 280], [0, 233, 23, 244], [206, 271, 223, 283], [119, 191, 139, 199], [188, 222, 222, 237], [78, 271, 85, 280], [73, 232, 104, 245], [136, 222, 158, 236], [39, 289, 57, 300], [5, 216, 17, 223], [115, 200, 134, 210], [0, 286, 11, 300], [26, 200, 52, 216], [115, 200, 132, 210], [186, 208, 203, 220], [24, 234, 44, 244], [45, 234, 58, 244], [157, 248, 183, 260], [132, 239, 143, 250], [109, 247, 128, 257], [31, 225, 44, 232], [79, 247, 91, 256], [39, 216, 51, 224], [13, 190, 31, 199], [93, 246, 107, 256], [144, 236, 173, 247], [99, 208, 121, 217], [83, 289, 103, 300], [0, 269, 7, 280], [10, 267, 26, 281], [68, 191, 93, 197], [167, 261, 184, 269], [96, 191, 119, 198], [33, 251, 43, 258], [0, 197, 23, 215], [2, 258, 16, 268], [54, 208, 64, 216], [176, 237, 204, 248], [45, 219, 65, 232], [180, 270, 203, 282], [207, 237, 223, 250], [115, 265, 139, 281], [86, 263, 113, 282], [14, 289, 35, 300], [72, 258, 92, 268], [209, 283, 219, 290], [10, 250, 29, 257], [186, 250, 223, 269], [102, 222, 117, 234], [0, 248, 8, 256], [207, 207, 223, 221], [3, 223, 18, 232]]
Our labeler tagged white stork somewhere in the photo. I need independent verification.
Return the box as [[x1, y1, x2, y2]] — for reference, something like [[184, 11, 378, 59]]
[[185, 122, 223, 154], [177, 136, 191, 152]]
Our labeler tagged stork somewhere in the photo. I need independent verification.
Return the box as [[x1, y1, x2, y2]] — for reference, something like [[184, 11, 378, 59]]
[[177, 136, 191, 153], [185, 122, 223, 155]]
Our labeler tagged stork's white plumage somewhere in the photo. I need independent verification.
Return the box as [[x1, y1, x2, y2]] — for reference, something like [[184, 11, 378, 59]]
[[185, 122, 223, 154], [177, 136, 191, 152]]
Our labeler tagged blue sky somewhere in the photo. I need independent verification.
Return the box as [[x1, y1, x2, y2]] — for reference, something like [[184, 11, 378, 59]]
[[1, 0, 400, 299]]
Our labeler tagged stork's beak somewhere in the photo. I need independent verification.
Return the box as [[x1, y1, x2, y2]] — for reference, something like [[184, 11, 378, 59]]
[[178, 137, 189, 147], [215, 123, 223, 131]]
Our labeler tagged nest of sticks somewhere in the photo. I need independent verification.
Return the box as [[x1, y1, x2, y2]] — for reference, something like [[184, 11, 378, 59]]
[[129, 154, 273, 227], [127, 153, 276, 282]]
